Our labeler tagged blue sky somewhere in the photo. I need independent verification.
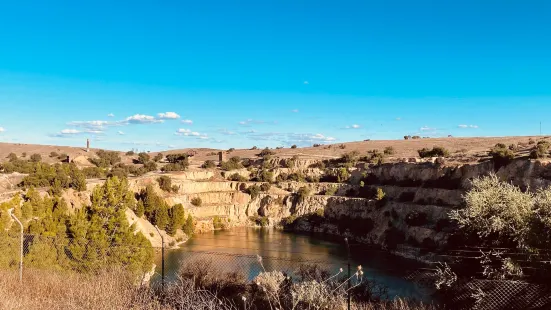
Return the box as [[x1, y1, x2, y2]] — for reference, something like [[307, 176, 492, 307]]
[[0, 1, 550, 151]]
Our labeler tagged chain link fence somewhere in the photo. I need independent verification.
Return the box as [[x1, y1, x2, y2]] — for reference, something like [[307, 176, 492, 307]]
[[2, 231, 551, 309]]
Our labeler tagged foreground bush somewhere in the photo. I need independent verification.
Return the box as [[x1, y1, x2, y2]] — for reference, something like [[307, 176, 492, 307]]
[[451, 174, 551, 249], [0, 264, 436, 310], [417, 147, 449, 158]]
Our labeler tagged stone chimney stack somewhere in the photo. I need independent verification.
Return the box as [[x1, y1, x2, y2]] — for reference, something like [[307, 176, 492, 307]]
[[86, 138, 90, 152], [218, 151, 226, 162]]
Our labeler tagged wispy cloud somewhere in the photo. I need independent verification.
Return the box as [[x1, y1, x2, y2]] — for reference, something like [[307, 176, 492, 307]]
[[292, 109, 299, 113], [181, 119, 193, 125], [157, 112, 180, 120], [107, 113, 115, 117], [396, 117, 402, 121], [242, 131, 336, 146], [345, 124, 361, 129], [420, 126, 436, 132], [118, 131, 125, 135], [175, 128, 207, 139], [458, 124, 479, 129], [126, 114, 164, 124], [67, 120, 112, 130], [219, 129, 237, 135], [0, 127, 5, 133], [238, 119, 266, 126]]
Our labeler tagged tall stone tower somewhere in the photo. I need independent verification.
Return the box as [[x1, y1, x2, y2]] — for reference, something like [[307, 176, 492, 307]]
[[86, 138, 90, 152]]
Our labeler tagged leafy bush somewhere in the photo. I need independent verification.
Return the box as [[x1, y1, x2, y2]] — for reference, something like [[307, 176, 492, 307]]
[[166, 153, 189, 164], [251, 146, 258, 150], [324, 186, 337, 196], [364, 150, 385, 164], [309, 161, 325, 169], [125, 150, 135, 156], [291, 145, 297, 149], [220, 156, 243, 171], [284, 155, 300, 168], [89, 150, 121, 168], [6, 153, 17, 161], [418, 146, 450, 158], [212, 216, 225, 230], [79, 167, 102, 179], [296, 186, 311, 203], [227, 148, 235, 153], [489, 143, 515, 168], [258, 147, 275, 157], [135, 152, 150, 164], [143, 161, 157, 172], [228, 173, 248, 182], [530, 141, 550, 159], [202, 160, 216, 169], [30, 154, 42, 162], [191, 197, 202, 207], [158, 176, 177, 193], [49, 151, 59, 158], [376, 188, 386, 201], [287, 171, 306, 182], [336, 168, 350, 183], [153, 153, 163, 162], [162, 156, 189, 172], [249, 215, 269, 227], [246, 185, 261, 200], [451, 174, 551, 249], [256, 170, 274, 183], [383, 146, 395, 155]]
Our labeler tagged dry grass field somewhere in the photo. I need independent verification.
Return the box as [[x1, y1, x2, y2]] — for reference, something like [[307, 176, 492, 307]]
[[1, 135, 545, 167]]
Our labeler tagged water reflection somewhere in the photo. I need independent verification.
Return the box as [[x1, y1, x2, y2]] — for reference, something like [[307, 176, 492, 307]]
[[157, 228, 431, 301]]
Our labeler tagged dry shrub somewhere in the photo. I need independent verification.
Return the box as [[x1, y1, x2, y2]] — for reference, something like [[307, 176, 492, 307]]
[[0, 268, 162, 310]]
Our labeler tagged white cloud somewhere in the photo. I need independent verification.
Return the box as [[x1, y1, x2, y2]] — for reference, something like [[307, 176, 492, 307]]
[[420, 126, 436, 131], [191, 132, 200, 136], [168, 145, 176, 149], [292, 109, 299, 113], [107, 113, 115, 117], [60, 129, 81, 134], [311, 133, 336, 141], [68, 120, 111, 129], [396, 117, 402, 121], [238, 119, 267, 126], [345, 124, 361, 129], [0, 127, 4, 133], [219, 129, 237, 135], [126, 114, 164, 124], [118, 131, 125, 135], [157, 112, 180, 119], [181, 119, 193, 125], [458, 124, 479, 129]]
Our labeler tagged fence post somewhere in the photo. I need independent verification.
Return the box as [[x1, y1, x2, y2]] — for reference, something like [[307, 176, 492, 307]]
[[345, 237, 351, 310], [154, 225, 165, 290], [8, 209, 23, 283]]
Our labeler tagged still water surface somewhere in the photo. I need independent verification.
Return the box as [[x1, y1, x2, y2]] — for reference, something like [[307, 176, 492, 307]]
[[157, 228, 430, 301]]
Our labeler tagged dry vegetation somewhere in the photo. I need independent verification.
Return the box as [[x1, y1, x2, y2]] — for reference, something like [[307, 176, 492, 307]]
[[0, 266, 437, 310], [1, 136, 548, 169]]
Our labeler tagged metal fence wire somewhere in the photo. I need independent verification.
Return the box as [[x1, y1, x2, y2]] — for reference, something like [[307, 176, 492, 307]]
[[2, 232, 551, 310]]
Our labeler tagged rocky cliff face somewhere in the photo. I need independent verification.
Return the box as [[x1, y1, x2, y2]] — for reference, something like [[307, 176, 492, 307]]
[[5, 157, 550, 250]]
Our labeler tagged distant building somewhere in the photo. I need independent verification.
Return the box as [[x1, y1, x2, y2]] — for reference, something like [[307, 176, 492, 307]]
[[86, 139, 90, 152], [218, 151, 226, 162]]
